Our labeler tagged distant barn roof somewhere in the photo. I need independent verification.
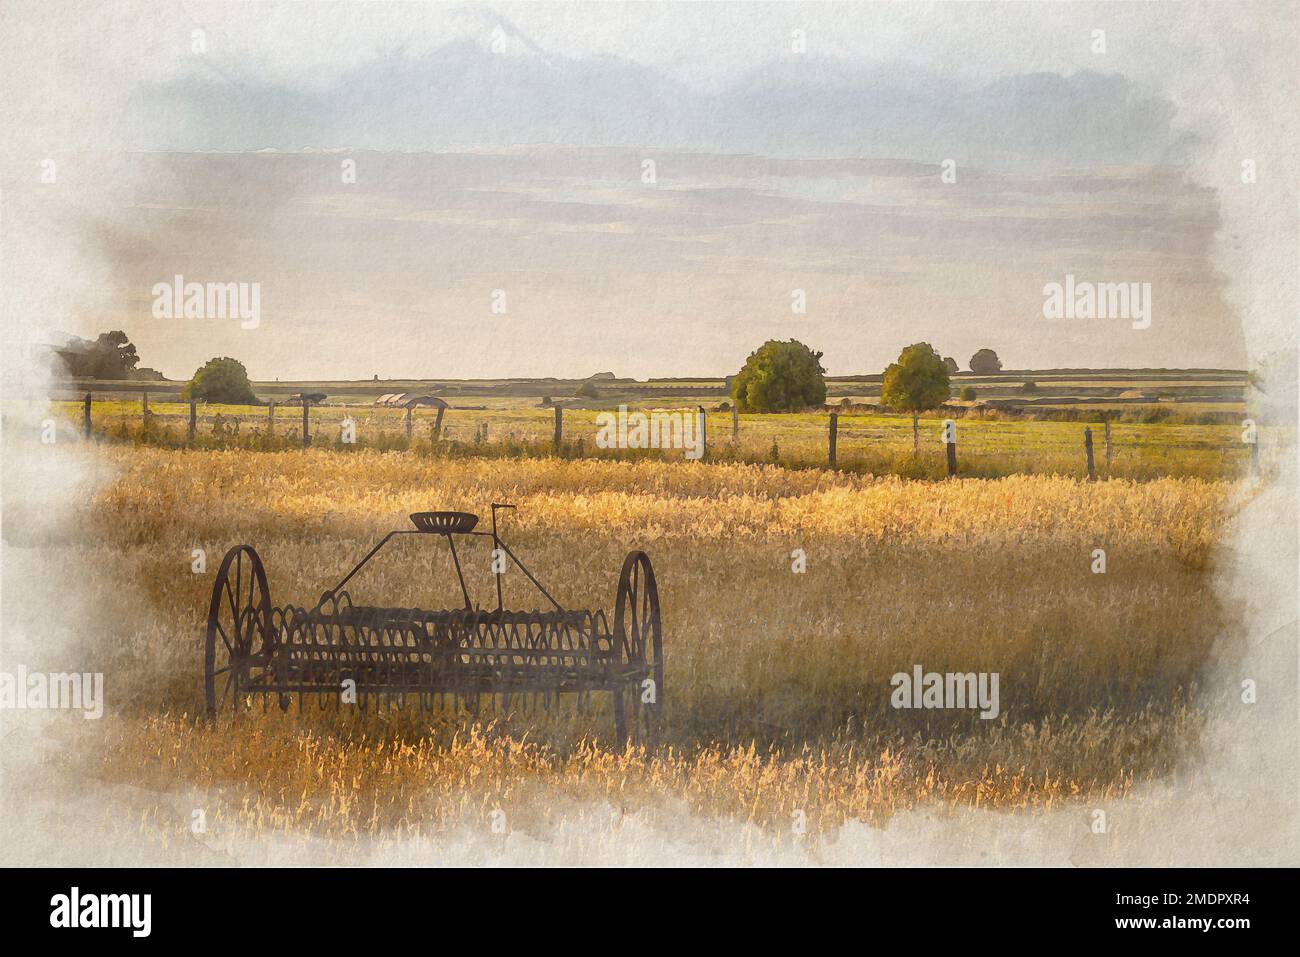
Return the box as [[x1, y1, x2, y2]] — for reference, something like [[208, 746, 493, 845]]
[[373, 393, 447, 408]]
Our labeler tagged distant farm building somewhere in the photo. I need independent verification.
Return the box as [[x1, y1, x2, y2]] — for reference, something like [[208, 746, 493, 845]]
[[373, 393, 448, 409]]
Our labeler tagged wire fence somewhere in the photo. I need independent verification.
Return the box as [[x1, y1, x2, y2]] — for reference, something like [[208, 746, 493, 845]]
[[34, 393, 1275, 482]]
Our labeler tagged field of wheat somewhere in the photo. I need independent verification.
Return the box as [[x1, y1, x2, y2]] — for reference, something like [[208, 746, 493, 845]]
[[5, 444, 1246, 854]]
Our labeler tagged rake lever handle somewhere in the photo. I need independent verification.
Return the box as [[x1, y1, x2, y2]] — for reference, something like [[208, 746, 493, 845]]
[[490, 503, 516, 611]]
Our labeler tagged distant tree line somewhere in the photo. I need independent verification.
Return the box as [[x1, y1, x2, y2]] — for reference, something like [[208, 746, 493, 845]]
[[51, 330, 143, 379]]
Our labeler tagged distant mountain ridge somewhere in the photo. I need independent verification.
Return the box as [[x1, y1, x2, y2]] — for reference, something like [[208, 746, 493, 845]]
[[125, 17, 1190, 169]]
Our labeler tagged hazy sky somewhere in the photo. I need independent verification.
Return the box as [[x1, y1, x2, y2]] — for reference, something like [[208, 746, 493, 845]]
[[3, 1, 1296, 380]]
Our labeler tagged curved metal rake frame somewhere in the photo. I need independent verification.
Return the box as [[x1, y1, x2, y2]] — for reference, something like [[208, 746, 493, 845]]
[[204, 505, 662, 745]]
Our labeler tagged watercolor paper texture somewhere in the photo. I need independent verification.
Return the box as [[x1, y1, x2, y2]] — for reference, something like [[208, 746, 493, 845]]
[[0, 2, 1296, 871]]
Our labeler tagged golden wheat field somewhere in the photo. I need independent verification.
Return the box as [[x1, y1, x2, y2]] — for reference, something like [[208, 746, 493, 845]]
[[10, 446, 1246, 850]]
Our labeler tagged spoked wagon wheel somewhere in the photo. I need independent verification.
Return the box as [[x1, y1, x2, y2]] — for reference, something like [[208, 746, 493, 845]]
[[612, 551, 663, 748], [205, 545, 273, 717]]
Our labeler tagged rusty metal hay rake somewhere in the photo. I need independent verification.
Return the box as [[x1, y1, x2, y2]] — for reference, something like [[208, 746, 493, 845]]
[[204, 506, 662, 743]]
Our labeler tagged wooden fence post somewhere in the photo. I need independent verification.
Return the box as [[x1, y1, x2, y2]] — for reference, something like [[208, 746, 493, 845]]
[[732, 403, 739, 439], [83, 393, 92, 440], [405, 405, 414, 445], [433, 405, 446, 441], [301, 399, 310, 448], [267, 401, 275, 436], [697, 406, 707, 460], [943, 419, 957, 477], [141, 390, 149, 416], [1103, 418, 1112, 471], [554, 405, 563, 450], [188, 398, 197, 442], [828, 412, 838, 469], [1084, 427, 1096, 481]]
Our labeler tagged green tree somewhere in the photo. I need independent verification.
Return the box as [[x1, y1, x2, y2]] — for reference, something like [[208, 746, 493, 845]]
[[960, 386, 977, 401], [969, 348, 1003, 374], [731, 339, 826, 412], [183, 357, 259, 405], [57, 330, 140, 379], [942, 356, 959, 374], [881, 342, 951, 450], [574, 381, 600, 399]]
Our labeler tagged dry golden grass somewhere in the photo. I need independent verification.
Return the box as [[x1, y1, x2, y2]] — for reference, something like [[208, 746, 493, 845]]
[[64, 707, 1198, 845], [20, 447, 1241, 842]]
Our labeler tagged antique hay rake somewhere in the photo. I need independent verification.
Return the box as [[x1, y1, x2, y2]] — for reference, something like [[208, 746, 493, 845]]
[[204, 506, 662, 743]]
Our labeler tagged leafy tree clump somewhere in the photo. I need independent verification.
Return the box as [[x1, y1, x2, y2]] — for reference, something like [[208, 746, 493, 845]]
[[56, 330, 140, 379], [960, 386, 977, 401], [969, 348, 1003, 374], [182, 357, 259, 405], [881, 342, 951, 450], [574, 381, 600, 399], [942, 356, 959, 373], [731, 339, 827, 412]]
